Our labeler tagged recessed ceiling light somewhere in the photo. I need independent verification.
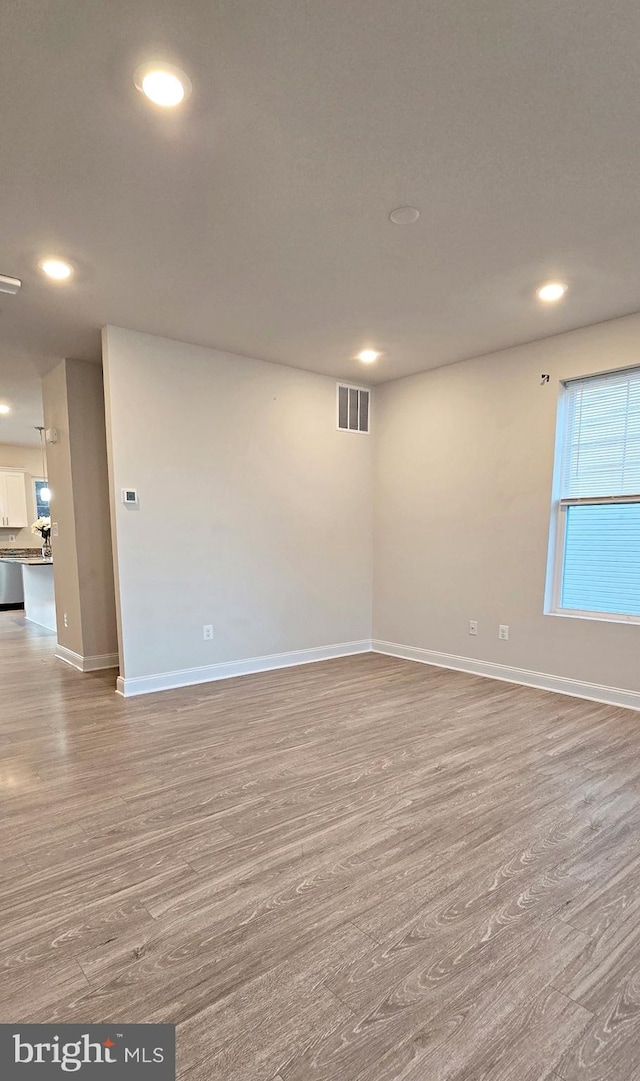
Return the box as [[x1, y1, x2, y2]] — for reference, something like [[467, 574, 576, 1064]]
[[537, 281, 567, 303], [39, 258, 73, 281], [357, 349, 380, 363], [0, 404, 11, 415], [134, 62, 192, 107], [389, 206, 420, 225]]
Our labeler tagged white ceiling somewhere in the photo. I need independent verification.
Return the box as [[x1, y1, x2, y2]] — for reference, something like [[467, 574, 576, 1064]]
[[0, 348, 45, 447], [1, 0, 640, 401]]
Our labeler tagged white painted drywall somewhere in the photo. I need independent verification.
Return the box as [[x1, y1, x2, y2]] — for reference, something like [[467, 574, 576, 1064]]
[[66, 359, 118, 661], [103, 327, 373, 681], [373, 312, 640, 693], [43, 359, 118, 661], [42, 361, 83, 654]]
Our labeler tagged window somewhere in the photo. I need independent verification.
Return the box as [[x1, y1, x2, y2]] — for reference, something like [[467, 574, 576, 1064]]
[[337, 384, 370, 433], [549, 366, 640, 621], [34, 478, 50, 519]]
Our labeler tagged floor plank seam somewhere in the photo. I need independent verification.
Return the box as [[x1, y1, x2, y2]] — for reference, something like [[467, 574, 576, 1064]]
[[348, 918, 382, 946], [75, 959, 92, 990], [76, 957, 94, 983], [320, 978, 358, 1016], [549, 982, 594, 1017], [207, 819, 241, 839], [555, 912, 593, 938], [137, 901, 157, 926]]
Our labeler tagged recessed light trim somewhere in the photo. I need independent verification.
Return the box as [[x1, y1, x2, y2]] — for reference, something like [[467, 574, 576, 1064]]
[[134, 62, 192, 107], [537, 281, 567, 303], [39, 258, 73, 281], [0, 404, 11, 415], [389, 206, 420, 225], [357, 349, 380, 363]]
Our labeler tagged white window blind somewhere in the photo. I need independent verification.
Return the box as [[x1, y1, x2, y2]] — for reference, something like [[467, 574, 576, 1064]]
[[555, 366, 640, 618], [561, 368, 640, 498]]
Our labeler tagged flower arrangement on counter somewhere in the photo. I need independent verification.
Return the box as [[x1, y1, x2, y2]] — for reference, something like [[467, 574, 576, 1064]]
[[31, 516, 52, 545]]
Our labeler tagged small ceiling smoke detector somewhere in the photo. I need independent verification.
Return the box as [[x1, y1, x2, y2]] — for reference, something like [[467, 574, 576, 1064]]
[[537, 281, 567, 303], [135, 62, 192, 107], [0, 274, 21, 295], [39, 258, 73, 281], [389, 206, 420, 225]]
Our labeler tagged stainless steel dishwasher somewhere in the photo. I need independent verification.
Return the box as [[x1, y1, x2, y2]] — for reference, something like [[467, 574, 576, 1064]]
[[0, 561, 24, 607]]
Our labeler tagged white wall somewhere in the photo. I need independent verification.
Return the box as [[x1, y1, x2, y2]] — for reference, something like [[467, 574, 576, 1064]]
[[66, 360, 118, 662], [42, 362, 83, 655], [103, 327, 373, 687], [374, 312, 640, 699], [43, 359, 118, 663], [0, 444, 43, 550]]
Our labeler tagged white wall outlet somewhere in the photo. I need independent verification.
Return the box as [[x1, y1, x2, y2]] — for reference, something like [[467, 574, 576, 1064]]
[[52, 522, 59, 537], [468, 620, 478, 636], [499, 624, 509, 641], [63, 612, 68, 628], [203, 624, 213, 640]]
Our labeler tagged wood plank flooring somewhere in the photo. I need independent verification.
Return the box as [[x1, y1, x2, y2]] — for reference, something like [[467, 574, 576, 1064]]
[[1, 610, 640, 1079]]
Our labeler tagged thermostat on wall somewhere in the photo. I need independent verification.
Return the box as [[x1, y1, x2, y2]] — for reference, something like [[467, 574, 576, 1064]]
[[121, 488, 138, 505]]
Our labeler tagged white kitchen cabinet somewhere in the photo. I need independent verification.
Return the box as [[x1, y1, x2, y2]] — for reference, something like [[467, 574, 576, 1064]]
[[0, 470, 29, 528]]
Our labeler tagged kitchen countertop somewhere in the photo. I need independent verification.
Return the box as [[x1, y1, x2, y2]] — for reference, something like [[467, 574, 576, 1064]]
[[0, 557, 53, 565]]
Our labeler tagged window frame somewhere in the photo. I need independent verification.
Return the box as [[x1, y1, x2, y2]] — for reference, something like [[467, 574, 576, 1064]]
[[546, 370, 640, 625], [336, 382, 371, 435], [33, 477, 51, 520]]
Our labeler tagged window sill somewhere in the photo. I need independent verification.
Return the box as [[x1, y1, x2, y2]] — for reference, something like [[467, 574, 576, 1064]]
[[546, 608, 640, 627]]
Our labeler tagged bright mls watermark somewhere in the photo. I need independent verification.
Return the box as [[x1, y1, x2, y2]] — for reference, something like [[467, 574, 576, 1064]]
[[0, 1025, 175, 1078]]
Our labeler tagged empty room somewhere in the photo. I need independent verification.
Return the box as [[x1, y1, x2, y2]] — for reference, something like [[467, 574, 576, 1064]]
[[1, 2, 639, 1079]]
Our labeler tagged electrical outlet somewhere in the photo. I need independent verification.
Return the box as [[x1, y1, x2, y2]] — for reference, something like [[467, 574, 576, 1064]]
[[468, 620, 478, 636], [8, 535, 15, 543], [63, 612, 68, 628], [203, 624, 213, 641], [52, 522, 59, 537], [499, 624, 509, 641]]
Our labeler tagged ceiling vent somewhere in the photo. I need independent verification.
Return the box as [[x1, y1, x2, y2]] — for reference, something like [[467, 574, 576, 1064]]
[[337, 383, 370, 434]]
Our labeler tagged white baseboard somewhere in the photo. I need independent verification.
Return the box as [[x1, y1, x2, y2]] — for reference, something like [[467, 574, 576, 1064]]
[[116, 639, 372, 697], [111, 634, 640, 711], [55, 645, 120, 672], [372, 639, 640, 712]]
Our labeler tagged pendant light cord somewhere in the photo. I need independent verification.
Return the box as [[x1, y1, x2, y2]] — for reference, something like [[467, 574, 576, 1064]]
[[35, 426, 47, 486]]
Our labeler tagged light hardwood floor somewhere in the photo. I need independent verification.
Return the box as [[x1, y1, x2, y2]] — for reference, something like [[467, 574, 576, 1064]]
[[2, 610, 640, 1080]]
